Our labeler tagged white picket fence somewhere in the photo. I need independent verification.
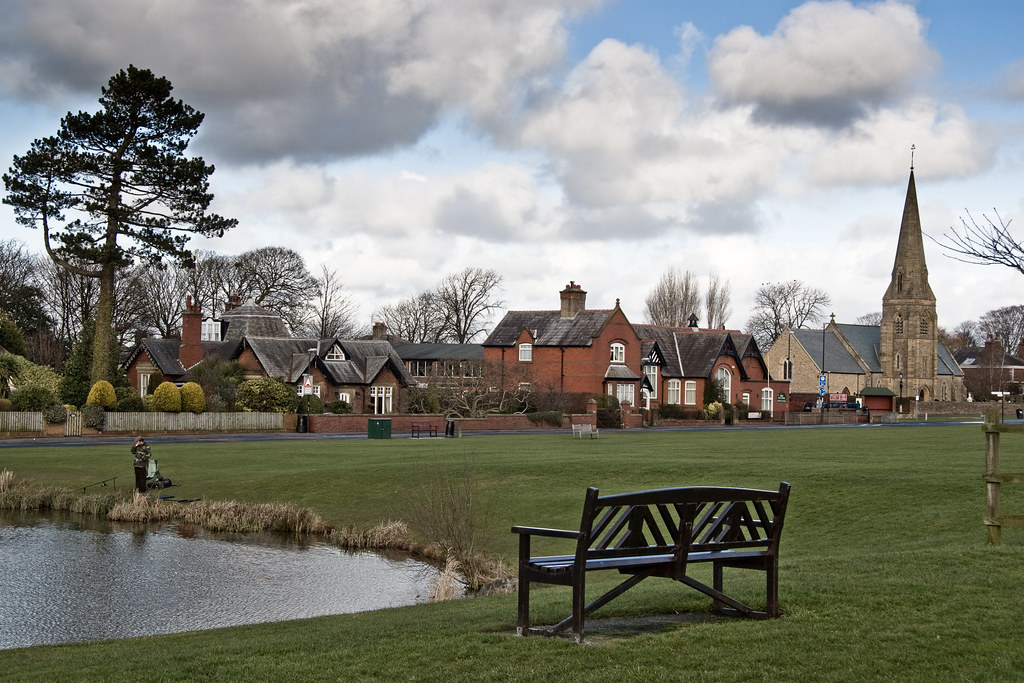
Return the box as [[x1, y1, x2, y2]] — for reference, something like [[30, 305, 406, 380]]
[[0, 412, 44, 433], [103, 412, 284, 432]]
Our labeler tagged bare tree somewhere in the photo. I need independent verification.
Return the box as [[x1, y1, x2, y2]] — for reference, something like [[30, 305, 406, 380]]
[[230, 247, 319, 332], [856, 312, 883, 326], [935, 210, 1022, 275], [705, 275, 731, 329], [136, 264, 188, 338], [939, 320, 977, 354], [978, 305, 1024, 350], [182, 249, 234, 317], [373, 292, 445, 343], [301, 265, 359, 339], [745, 280, 832, 348], [434, 267, 504, 343], [644, 268, 701, 327]]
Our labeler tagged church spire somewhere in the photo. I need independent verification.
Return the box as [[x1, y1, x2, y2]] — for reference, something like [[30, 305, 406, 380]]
[[885, 167, 935, 303]]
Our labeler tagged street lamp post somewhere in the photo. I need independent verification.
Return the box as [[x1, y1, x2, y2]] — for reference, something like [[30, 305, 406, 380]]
[[899, 371, 903, 414]]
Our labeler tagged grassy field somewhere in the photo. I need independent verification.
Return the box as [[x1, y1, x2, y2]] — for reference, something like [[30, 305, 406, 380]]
[[2, 424, 1024, 681]]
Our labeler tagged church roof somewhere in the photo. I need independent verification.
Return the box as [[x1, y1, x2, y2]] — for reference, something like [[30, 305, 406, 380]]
[[791, 328, 864, 374]]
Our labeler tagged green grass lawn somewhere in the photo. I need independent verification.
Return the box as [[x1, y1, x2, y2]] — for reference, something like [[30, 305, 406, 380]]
[[3, 424, 1024, 681]]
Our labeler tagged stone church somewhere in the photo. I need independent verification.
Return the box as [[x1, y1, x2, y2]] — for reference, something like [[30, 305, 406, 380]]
[[767, 168, 965, 409]]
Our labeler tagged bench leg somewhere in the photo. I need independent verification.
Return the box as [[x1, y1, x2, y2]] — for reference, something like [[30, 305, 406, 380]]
[[766, 557, 779, 618], [517, 574, 531, 636]]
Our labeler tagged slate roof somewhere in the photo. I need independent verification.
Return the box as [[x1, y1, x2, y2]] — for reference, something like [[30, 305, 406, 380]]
[[634, 325, 759, 380], [483, 309, 614, 347], [937, 345, 964, 377], [791, 328, 864, 374], [220, 301, 291, 339], [954, 346, 1024, 369], [834, 324, 882, 372], [241, 337, 416, 387], [391, 342, 483, 361], [123, 339, 187, 377]]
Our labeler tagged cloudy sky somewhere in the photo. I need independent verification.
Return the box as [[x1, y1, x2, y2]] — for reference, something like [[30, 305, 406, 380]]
[[1, 0, 1022, 335]]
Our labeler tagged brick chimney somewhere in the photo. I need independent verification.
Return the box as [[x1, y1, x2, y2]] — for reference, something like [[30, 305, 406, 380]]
[[372, 322, 387, 340], [224, 293, 242, 312], [983, 337, 1003, 365], [179, 295, 204, 370], [560, 281, 586, 318]]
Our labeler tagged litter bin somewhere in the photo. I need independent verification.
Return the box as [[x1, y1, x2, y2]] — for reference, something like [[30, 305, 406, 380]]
[[368, 418, 392, 439], [445, 419, 455, 437], [296, 414, 308, 433], [1017, 409, 1023, 420]]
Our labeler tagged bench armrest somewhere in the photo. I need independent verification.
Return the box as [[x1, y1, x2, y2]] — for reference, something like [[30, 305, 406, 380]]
[[511, 526, 581, 540]]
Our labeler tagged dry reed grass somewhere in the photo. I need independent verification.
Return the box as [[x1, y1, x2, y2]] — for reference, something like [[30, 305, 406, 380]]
[[428, 555, 464, 602], [0, 469, 12, 493]]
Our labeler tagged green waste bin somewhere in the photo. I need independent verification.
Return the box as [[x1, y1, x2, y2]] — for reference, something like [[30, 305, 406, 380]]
[[368, 418, 392, 439]]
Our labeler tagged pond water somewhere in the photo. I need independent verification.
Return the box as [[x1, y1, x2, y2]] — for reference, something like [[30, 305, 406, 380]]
[[0, 510, 440, 650]]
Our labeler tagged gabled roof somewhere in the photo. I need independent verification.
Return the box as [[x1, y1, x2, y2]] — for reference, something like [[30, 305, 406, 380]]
[[484, 309, 614, 347], [634, 325, 756, 380], [834, 323, 882, 373], [241, 337, 416, 387], [123, 339, 187, 378], [791, 328, 864, 375], [953, 345, 1024, 369]]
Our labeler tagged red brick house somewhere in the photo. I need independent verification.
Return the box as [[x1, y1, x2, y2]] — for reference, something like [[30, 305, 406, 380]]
[[482, 282, 646, 407], [635, 320, 782, 415]]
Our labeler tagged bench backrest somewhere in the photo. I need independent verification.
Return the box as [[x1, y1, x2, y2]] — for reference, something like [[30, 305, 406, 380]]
[[574, 483, 791, 561]]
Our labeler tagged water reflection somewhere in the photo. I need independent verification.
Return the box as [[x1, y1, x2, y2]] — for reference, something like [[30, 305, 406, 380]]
[[0, 509, 439, 650]]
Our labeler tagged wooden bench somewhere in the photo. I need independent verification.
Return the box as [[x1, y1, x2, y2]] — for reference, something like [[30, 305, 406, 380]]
[[571, 423, 599, 439], [410, 421, 438, 438], [511, 482, 791, 642]]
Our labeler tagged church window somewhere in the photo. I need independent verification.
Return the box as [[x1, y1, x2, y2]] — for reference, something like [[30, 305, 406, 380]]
[[895, 314, 903, 335], [920, 317, 929, 335], [896, 354, 901, 370], [897, 270, 904, 292]]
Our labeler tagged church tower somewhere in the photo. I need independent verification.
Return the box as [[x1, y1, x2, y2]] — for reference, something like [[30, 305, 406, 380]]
[[880, 165, 938, 401]]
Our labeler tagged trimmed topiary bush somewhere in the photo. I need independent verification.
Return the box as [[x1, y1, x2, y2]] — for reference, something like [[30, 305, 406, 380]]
[[42, 404, 68, 424], [11, 385, 57, 412], [296, 394, 323, 415], [180, 382, 206, 414], [86, 380, 117, 410], [81, 404, 106, 430], [152, 382, 182, 413], [141, 395, 154, 412], [115, 386, 145, 412], [236, 378, 298, 413]]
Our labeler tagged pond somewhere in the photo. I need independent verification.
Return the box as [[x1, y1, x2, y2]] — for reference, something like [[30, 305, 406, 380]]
[[0, 510, 441, 650]]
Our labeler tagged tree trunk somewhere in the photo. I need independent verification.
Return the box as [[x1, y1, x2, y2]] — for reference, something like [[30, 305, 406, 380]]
[[90, 262, 117, 384]]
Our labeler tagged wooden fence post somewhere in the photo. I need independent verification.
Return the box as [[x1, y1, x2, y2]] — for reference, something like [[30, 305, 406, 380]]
[[984, 409, 1002, 545]]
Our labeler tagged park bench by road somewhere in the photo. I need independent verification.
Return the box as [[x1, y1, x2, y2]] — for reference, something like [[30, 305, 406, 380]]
[[511, 482, 791, 642]]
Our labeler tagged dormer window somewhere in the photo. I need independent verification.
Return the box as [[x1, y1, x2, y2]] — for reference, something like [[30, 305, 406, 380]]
[[519, 343, 532, 362], [325, 345, 346, 361], [610, 342, 625, 363]]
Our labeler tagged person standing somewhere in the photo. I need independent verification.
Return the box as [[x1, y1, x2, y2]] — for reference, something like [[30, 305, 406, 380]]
[[131, 437, 151, 493]]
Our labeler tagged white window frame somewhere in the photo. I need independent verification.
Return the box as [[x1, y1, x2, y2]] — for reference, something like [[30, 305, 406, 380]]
[[742, 391, 750, 406], [684, 380, 696, 405], [201, 318, 221, 342], [644, 365, 658, 399], [139, 372, 150, 397], [519, 343, 532, 362], [369, 386, 393, 414], [761, 388, 773, 412], [325, 345, 345, 361], [715, 367, 732, 402], [337, 392, 351, 403], [610, 342, 625, 363], [667, 379, 681, 405], [616, 383, 634, 406]]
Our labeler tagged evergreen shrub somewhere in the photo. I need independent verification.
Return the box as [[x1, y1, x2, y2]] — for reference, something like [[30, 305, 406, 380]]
[[115, 387, 145, 412], [296, 394, 323, 414], [236, 378, 298, 413], [81, 404, 105, 429], [86, 380, 117, 410], [42, 404, 68, 424], [324, 399, 351, 414], [0, 398, 12, 412], [152, 382, 182, 413], [11, 385, 57, 411], [180, 382, 206, 414]]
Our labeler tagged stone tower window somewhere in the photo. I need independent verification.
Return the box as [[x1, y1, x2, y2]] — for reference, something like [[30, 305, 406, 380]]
[[895, 314, 904, 335], [897, 270, 904, 292], [920, 317, 929, 335]]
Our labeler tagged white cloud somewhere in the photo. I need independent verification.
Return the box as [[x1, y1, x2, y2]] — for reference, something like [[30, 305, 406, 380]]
[[708, 0, 939, 127]]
